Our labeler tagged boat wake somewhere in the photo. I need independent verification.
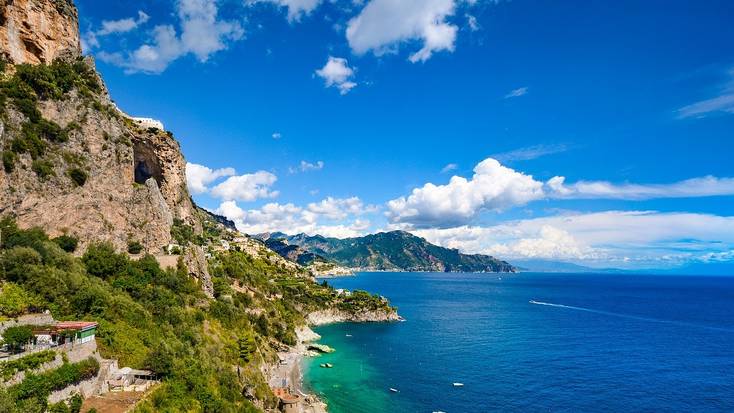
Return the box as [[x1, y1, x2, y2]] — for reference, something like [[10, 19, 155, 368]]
[[529, 300, 734, 333]]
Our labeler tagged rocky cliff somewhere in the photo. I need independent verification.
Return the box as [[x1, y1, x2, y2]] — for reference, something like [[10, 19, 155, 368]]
[[0, 0, 81, 65], [0, 0, 211, 293]]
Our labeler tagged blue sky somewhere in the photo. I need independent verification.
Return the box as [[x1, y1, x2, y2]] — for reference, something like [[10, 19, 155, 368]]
[[76, 0, 734, 269]]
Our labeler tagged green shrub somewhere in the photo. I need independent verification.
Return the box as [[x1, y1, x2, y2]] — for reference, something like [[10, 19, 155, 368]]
[[0, 350, 56, 380], [2, 151, 17, 173], [52, 235, 78, 253], [9, 357, 99, 401], [67, 168, 88, 187], [127, 240, 143, 255], [31, 159, 54, 179], [170, 219, 195, 246]]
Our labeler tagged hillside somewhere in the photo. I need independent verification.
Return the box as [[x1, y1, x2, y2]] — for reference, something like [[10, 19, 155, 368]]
[[258, 231, 517, 273], [0, 1, 399, 412]]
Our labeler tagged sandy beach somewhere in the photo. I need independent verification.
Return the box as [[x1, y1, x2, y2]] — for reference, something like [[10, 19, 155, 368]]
[[267, 326, 328, 413]]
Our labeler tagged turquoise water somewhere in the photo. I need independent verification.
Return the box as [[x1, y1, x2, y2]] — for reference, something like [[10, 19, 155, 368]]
[[304, 272, 734, 412]]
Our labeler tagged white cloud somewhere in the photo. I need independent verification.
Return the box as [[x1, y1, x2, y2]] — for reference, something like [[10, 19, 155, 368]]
[[83, 11, 151, 50], [185, 162, 236, 194], [99, 0, 244, 74], [412, 211, 734, 266], [466, 14, 479, 31], [386, 158, 545, 227], [346, 0, 459, 63], [491, 143, 568, 163], [289, 160, 325, 173], [306, 196, 377, 220], [215, 197, 374, 237], [547, 175, 734, 200], [315, 57, 357, 94], [99, 11, 151, 36], [387, 157, 734, 227], [210, 171, 279, 201], [677, 68, 734, 118], [504, 86, 528, 98], [441, 163, 458, 173], [253, 0, 323, 21]]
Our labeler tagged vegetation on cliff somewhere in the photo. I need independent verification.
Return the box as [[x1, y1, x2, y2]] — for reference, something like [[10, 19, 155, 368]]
[[0, 218, 394, 411]]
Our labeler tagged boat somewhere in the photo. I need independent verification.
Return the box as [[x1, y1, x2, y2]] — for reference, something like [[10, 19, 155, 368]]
[[345, 334, 352, 337], [453, 382, 464, 387], [389, 388, 399, 393], [319, 363, 333, 368]]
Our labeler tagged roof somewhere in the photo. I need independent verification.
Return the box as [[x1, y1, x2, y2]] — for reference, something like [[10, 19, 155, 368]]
[[55, 321, 98, 331], [272, 387, 300, 404]]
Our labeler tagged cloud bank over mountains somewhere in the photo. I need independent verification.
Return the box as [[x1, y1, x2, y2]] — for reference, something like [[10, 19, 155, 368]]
[[187, 157, 734, 268]]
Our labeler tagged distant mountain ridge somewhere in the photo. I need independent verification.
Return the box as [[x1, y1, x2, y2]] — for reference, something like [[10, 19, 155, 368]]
[[256, 230, 516, 273]]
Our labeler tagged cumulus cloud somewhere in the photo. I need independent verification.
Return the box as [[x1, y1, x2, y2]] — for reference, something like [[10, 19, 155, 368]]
[[504, 86, 528, 98], [412, 211, 734, 266], [252, 0, 323, 21], [215, 197, 374, 237], [677, 68, 734, 119], [387, 158, 545, 227], [210, 171, 279, 201], [83, 11, 151, 50], [387, 157, 734, 227], [346, 0, 459, 63], [306, 196, 378, 220], [315, 57, 357, 94], [185, 162, 236, 194], [98, 0, 244, 74]]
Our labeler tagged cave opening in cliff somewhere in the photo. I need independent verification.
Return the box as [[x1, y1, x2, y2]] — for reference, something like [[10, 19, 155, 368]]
[[133, 142, 164, 186]]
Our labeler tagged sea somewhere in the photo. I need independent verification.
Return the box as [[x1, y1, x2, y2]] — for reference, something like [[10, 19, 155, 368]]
[[304, 272, 734, 413]]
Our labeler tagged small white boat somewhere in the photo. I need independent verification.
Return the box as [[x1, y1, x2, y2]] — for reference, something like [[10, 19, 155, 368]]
[[345, 334, 352, 337], [453, 382, 464, 387], [389, 388, 399, 393]]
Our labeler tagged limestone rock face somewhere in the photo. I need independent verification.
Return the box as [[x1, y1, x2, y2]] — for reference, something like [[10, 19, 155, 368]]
[[0, 78, 199, 254], [0, 0, 81, 65]]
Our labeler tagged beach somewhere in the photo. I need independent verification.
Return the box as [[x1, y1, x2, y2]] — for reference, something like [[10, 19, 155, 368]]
[[267, 326, 328, 413]]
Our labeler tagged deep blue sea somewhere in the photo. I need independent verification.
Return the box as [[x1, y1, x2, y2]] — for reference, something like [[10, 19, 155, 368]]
[[305, 272, 734, 413]]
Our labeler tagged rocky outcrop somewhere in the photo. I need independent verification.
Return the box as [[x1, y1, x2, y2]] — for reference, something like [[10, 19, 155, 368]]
[[306, 308, 403, 326], [0, 0, 208, 289], [0, 80, 199, 253], [0, 0, 81, 65]]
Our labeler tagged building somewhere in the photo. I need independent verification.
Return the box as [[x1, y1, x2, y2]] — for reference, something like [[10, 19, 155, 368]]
[[272, 387, 300, 413], [131, 117, 165, 130], [33, 321, 98, 347]]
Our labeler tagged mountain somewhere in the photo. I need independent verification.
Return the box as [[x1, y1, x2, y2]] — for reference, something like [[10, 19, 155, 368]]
[[258, 230, 516, 273]]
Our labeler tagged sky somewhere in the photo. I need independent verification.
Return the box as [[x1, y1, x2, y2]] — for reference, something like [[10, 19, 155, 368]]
[[75, 0, 734, 270]]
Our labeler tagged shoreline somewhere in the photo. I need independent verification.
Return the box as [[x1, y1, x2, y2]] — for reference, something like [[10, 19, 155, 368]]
[[266, 310, 402, 413]]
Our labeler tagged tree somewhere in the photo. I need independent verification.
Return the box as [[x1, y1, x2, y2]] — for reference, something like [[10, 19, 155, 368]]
[[82, 243, 127, 278], [52, 235, 78, 253], [0, 283, 36, 317], [2, 326, 33, 353]]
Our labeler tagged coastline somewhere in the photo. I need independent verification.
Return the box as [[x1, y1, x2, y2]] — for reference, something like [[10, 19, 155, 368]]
[[266, 309, 402, 413]]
